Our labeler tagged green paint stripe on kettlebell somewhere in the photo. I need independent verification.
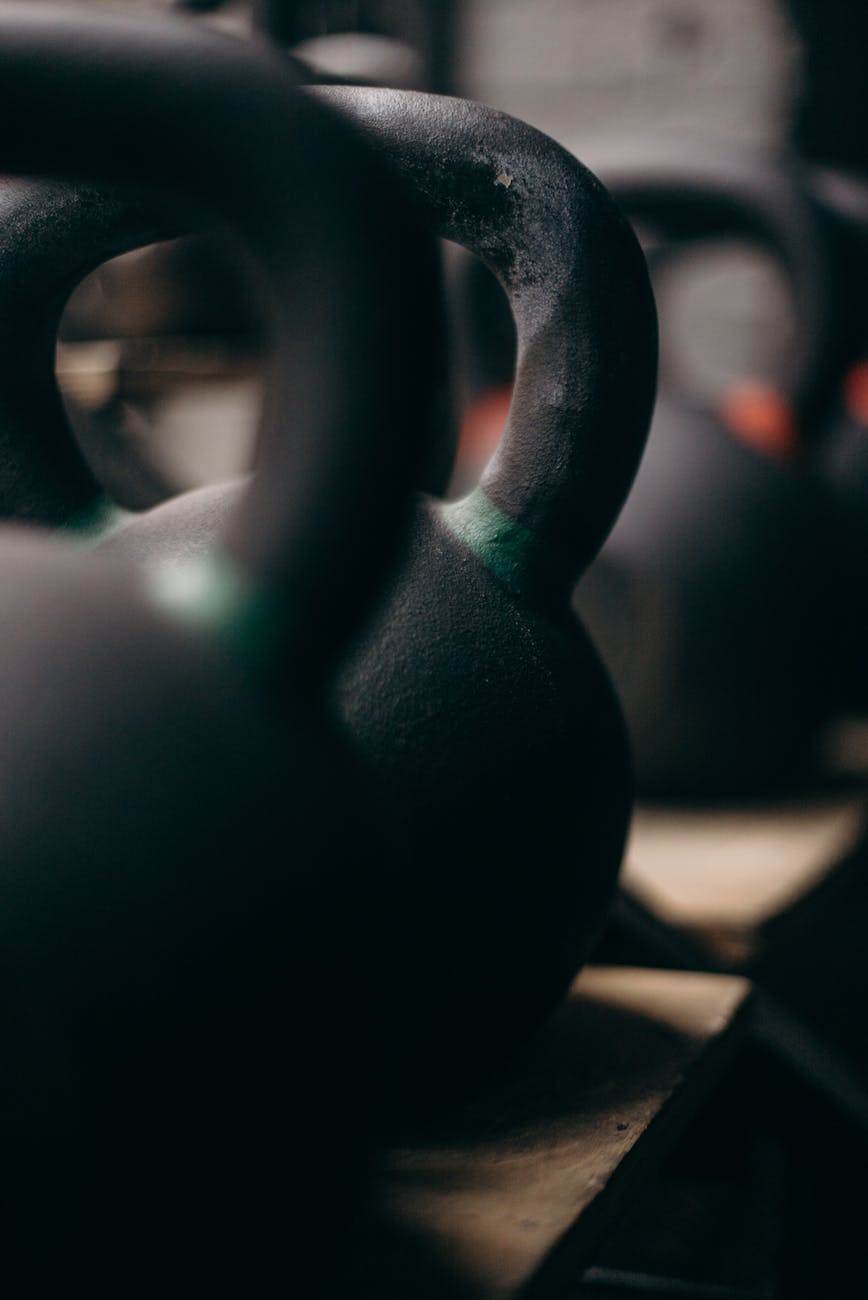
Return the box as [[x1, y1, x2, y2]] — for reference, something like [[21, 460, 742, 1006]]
[[315, 87, 657, 578], [147, 551, 289, 677], [84, 86, 657, 1098], [67, 495, 131, 540], [443, 487, 568, 599]]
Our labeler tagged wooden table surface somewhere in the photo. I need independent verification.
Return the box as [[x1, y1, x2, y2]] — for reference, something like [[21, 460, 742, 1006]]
[[348, 966, 751, 1300], [622, 787, 868, 966]]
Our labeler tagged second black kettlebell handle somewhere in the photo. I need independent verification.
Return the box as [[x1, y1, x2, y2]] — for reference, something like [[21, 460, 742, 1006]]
[[597, 147, 841, 435]]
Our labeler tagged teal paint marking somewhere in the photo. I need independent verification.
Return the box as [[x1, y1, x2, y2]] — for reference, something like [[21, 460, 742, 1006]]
[[67, 500, 286, 676], [442, 486, 562, 599], [148, 552, 286, 676], [66, 496, 131, 541]]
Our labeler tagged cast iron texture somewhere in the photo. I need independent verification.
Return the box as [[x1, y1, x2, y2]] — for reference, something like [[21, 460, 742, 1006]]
[[326, 88, 657, 1104], [102, 85, 659, 1103], [0, 6, 440, 1291]]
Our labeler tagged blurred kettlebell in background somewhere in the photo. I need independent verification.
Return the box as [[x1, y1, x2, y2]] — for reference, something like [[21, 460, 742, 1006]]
[[606, 157, 868, 737], [99, 85, 658, 1098], [458, 146, 846, 798], [572, 149, 843, 799], [0, 4, 442, 1289], [457, 146, 844, 800], [803, 166, 868, 716]]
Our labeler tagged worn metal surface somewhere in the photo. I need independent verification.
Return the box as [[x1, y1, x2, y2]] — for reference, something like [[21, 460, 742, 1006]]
[[100, 86, 658, 1097], [342, 967, 752, 1300]]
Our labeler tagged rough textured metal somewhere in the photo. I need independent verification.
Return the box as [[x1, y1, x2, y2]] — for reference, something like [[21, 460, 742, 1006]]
[[329, 91, 655, 1104], [107, 85, 658, 570], [319, 87, 657, 569], [103, 86, 658, 1099]]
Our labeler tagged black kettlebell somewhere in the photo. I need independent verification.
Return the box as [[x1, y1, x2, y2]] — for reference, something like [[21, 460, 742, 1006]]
[[98, 85, 658, 1095], [448, 145, 840, 492], [567, 149, 843, 798], [801, 166, 868, 714], [614, 158, 868, 728], [0, 5, 440, 1290], [598, 147, 841, 425]]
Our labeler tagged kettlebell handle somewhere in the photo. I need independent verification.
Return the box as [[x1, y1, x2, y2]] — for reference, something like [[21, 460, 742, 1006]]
[[316, 86, 658, 579], [0, 4, 438, 674]]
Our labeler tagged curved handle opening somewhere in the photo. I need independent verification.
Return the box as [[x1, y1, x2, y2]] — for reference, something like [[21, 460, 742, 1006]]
[[0, 3, 442, 678], [316, 85, 658, 586]]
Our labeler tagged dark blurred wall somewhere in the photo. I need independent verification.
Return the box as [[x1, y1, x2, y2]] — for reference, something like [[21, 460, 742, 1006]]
[[458, 0, 799, 153], [455, 1, 805, 401], [784, 0, 868, 169], [252, 0, 456, 91]]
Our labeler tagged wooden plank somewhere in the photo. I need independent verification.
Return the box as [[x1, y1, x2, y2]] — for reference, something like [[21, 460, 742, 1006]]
[[621, 792, 868, 965], [351, 967, 751, 1300]]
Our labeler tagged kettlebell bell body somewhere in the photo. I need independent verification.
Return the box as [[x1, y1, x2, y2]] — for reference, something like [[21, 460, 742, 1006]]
[[577, 398, 835, 796], [99, 86, 658, 1095], [0, 5, 442, 1288]]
